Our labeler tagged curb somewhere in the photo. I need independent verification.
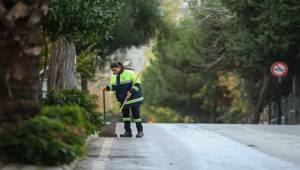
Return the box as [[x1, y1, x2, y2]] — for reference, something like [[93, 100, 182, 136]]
[[0, 159, 77, 170]]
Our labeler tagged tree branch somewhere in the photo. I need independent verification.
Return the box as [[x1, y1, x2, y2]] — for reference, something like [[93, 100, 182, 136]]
[[190, 55, 226, 72]]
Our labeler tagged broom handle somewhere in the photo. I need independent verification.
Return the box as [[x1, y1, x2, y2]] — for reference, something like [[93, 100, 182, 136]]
[[103, 90, 106, 122]]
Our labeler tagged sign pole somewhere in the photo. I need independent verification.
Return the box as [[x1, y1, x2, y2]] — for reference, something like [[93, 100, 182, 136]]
[[276, 77, 282, 124]]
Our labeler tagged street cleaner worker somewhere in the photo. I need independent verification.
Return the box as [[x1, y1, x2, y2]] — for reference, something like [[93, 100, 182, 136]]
[[102, 62, 144, 138]]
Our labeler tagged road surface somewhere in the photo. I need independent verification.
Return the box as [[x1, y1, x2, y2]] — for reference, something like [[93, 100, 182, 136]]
[[74, 124, 300, 170]]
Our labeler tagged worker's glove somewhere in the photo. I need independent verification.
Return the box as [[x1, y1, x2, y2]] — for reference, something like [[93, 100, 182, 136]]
[[127, 91, 132, 97], [130, 85, 139, 94]]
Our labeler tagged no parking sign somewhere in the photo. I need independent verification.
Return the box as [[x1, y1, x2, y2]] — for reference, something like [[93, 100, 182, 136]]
[[271, 62, 288, 78]]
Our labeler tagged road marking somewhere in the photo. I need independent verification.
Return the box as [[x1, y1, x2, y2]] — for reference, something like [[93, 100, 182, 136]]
[[92, 138, 114, 170]]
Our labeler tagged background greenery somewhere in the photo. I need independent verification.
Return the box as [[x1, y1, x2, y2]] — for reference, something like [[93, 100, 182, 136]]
[[142, 0, 300, 123]]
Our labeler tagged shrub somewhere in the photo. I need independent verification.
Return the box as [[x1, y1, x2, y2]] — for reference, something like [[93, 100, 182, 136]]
[[89, 111, 105, 133], [43, 89, 104, 135], [41, 105, 84, 128], [0, 116, 85, 166], [44, 89, 97, 114]]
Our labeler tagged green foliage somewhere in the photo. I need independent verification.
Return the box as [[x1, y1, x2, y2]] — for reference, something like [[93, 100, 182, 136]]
[[143, 0, 300, 123], [45, 0, 123, 85], [99, 0, 163, 56], [143, 0, 249, 123], [44, 89, 96, 113], [75, 0, 163, 84], [44, 89, 103, 135], [223, 110, 246, 123], [143, 104, 185, 123], [219, 73, 250, 123], [77, 49, 100, 79], [46, 0, 122, 43], [222, 0, 300, 72], [41, 105, 84, 128], [142, 0, 229, 122], [0, 108, 85, 166], [142, 59, 208, 121], [221, 0, 300, 123]]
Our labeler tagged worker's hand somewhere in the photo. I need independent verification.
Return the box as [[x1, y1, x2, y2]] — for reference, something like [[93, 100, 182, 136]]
[[127, 91, 132, 97]]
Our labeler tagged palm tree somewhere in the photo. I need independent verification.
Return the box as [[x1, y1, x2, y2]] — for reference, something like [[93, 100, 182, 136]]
[[0, 0, 48, 123]]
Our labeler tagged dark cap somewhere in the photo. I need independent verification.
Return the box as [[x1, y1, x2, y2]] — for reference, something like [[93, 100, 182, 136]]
[[110, 62, 123, 69]]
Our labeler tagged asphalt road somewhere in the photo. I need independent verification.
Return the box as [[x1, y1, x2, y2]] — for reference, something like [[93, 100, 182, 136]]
[[74, 124, 300, 170]]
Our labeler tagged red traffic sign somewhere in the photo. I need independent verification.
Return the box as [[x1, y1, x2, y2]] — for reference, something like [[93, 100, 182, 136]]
[[271, 62, 288, 77]]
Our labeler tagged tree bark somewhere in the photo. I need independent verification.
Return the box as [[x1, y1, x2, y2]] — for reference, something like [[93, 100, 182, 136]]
[[48, 36, 77, 91], [245, 69, 269, 124], [81, 74, 88, 91], [293, 74, 300, 96], [210, 101, 218, 123], [39, 29, 49, 99], [0, 1, 48, 123], [252, 69, 269, 123]]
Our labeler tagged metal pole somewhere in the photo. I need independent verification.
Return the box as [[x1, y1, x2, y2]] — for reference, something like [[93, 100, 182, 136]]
[[276, 77, 282, 124], [103, 90, 106, 122]]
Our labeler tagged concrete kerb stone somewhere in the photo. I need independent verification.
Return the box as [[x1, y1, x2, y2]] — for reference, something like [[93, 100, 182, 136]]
[[0, 160, 78, 170]]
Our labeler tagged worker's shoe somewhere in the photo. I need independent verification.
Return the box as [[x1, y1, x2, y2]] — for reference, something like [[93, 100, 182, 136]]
[[120, 131, 132, 137], [136, 131, 144, 138]]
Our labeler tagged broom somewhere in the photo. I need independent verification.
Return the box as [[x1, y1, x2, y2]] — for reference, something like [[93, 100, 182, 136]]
[[101, 89, 118, 137]]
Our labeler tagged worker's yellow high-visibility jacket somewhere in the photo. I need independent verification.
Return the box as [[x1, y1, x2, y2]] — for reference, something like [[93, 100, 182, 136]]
[[106, 69, 144, 108]]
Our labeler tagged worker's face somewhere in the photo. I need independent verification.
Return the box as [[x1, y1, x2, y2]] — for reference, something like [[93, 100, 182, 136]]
[[111, 66, 121, 75]]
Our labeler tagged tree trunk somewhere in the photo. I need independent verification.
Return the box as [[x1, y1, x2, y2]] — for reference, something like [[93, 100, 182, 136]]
[[39, 29, 49, 99], [210, 101, 217, 123], [48, 36, 77, 91], [245, 69, 269, 124], [293, 74, 300, 96], [81, 74, 88, 91], [0, 1, 48, 123]]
